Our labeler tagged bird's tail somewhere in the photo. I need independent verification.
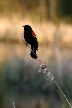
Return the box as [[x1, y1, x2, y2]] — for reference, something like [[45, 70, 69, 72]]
[[30, 46, 37, 59]]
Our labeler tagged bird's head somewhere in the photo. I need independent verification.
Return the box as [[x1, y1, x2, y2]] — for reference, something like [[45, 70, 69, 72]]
[[22, 25, 32, 31]]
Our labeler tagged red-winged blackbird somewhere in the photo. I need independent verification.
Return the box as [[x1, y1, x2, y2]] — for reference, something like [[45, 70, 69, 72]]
[[22, 25, 38, 59]]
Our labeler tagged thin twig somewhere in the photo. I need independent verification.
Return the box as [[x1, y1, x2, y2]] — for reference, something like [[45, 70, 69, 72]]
[[40, 64, 72, 108], [54, 79, 72, 108], [21, 39, 42, 63], [13, 102, 15, 108], [21, 38, 72, 108]]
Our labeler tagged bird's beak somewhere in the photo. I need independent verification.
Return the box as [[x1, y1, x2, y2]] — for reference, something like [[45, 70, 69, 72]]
[[22, 26, 24, 27]]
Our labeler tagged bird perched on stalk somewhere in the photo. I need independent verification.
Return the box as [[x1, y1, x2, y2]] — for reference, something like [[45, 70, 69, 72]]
[[22, 25, 38, 59]]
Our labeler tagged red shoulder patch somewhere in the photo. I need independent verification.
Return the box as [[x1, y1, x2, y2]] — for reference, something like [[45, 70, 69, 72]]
[[32, 31, 36, 36]]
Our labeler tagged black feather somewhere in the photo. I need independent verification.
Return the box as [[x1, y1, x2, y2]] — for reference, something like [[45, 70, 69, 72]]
[[22, 25, 38, 59]]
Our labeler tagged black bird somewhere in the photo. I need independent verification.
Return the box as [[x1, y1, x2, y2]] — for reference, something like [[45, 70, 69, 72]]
[[22, 25, 38, 59]]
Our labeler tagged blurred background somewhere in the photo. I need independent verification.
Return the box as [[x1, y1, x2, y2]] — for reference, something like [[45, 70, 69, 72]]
[[0, 0, 72, 108]]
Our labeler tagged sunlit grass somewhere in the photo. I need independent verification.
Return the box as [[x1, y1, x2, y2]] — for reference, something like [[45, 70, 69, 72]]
[[0, 58, 72, 108], [0, 17, 72, 47]]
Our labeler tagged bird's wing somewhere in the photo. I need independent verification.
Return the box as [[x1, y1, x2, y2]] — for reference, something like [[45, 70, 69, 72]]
[[31, 31, 36, 37]]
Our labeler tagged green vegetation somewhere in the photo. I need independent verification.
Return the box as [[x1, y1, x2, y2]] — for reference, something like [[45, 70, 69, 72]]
[[0, 0, 72, 21], [0, 58, 72, 108]]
